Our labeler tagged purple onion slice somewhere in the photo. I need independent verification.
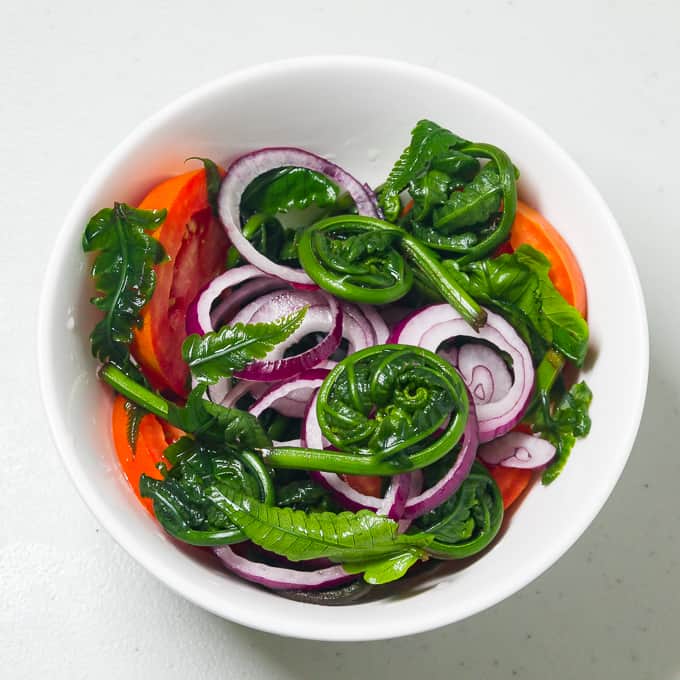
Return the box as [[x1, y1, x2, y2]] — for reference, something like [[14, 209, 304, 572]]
[[389, 304, 534, 443], [217, 147, 379, 285], [478, 431, 556, 469]]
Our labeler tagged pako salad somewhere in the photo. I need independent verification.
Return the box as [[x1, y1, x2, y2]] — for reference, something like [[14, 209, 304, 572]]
[[82, 120, 592, 604]]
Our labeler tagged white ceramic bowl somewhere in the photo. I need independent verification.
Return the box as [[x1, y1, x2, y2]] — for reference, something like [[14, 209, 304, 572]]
[[38, 57, 648, 641]]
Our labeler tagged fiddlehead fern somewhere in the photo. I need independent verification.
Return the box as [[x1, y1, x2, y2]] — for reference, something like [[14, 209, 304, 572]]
[[298, 215, 486, 329], [261, 345, 470, 475]]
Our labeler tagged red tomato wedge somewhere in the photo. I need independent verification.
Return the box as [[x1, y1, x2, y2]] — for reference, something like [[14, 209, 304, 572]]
[[510, 200, 587, 317], [342, 474, 383, 498], [485, 465, 533, 510], [132, 168, 230, 396], [111, 395, 180, 513]]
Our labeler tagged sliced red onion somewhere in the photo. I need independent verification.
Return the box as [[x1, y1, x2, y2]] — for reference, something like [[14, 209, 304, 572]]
[[377, 473, 411, 520], [186, 265, 269, 335], [316, 359, 338, 370], [230, 289, 342, 382], [211, 277, 285, 329], [207, 378, 231, 405], [357, 303, 389, 345], [248, 369, 330, 420], [214, 545, 353, 590], [303, 392, 410, 518], [217, 147, 379, 285], [342, 303, 383, 354], [437, 345, 459, 367], [398, 471, 424, 533], [219, 380, 269, 408], [402, 403, 479, 520], [388, 305, 534, 443], [363, 182, 384, 219], [457, 344, 512, 405], [478, 431, 556, 469]]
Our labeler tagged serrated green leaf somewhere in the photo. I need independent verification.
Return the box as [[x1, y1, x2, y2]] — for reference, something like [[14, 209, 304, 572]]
[[379, 120, 469, 221], [82, 202, 167, 364], [343, 548, 427, 584], [182, 307, 307, 384], [206, 483, 432, 562]]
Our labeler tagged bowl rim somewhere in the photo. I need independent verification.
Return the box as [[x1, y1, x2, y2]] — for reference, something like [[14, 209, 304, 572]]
[[37, 55, 649, 641]]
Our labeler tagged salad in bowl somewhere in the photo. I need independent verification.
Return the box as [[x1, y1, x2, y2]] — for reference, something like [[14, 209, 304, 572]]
[[81, 119, 592, 603]]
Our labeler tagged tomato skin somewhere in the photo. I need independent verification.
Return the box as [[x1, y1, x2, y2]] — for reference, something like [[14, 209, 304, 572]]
[[342, 474, 383, 498], [483, 462, 533, 510], [510, 200, 587, 317], [132, 169, 229, 396], [111, 395, 175, 513]]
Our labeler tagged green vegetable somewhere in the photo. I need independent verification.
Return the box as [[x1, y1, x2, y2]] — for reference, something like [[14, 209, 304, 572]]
[[379, 120, 517, 263], [82, 202, 167, 367], [379, 120, 470, 220], [408, 169, 452, 221], [235, 166, 342, 268], [182, 307, 307, 385], [139, 440, 274, 546], [206, 482, 433, 563], [530, 379, 593, 484], [300, 217, 413, 304], [241, 166, 338, 217], [260, 345, 470, 475], [342, 549, 429, 585], [414, 461, 504, 558], [433, 161, 502, 232], [298, 215, 486, 329], [449, 244, 589, 365], [186, 156, 222, 217], [275, 479, 336, 512]]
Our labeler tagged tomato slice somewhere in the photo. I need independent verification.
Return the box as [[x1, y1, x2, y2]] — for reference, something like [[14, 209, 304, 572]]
[[510, 200, 587, 317], [342, 474, 383, 498], [111, 395, 173, 513], [484, 464, 533, 510], [132, 169, 230, 396]]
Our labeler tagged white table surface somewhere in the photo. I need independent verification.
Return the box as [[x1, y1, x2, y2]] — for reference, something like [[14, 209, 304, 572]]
[[2, 1, 679, 678]]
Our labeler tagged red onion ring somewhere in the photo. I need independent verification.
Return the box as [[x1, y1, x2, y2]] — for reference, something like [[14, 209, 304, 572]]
[[457, 344, 512, 405], [217, 147, 379, 285], [229, 289, 342, 382], [214, 545, 353, 590], [248, 369, 330, 420], [478, 431, 556, 469], [219, 379, 269, 408], [402, 402, 479, 520], [388, 305, 534, 443], [357, 303, 390, 344], [211, 277, 285, 329], [398, 472, 424, 533], [186, 265, 270, 336]]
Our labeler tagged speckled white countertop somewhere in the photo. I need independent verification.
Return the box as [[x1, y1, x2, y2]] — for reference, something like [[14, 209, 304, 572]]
[[2, 1, 679, 678]]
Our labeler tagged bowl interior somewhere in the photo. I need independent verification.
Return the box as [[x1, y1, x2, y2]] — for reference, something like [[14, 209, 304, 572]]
[[39, 57, 648, 641]]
